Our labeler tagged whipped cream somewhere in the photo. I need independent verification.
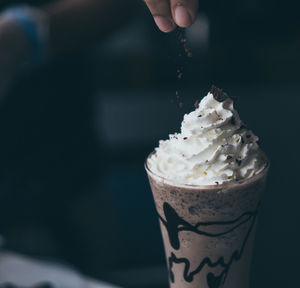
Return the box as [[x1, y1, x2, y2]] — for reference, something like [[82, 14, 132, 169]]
[[148, 87, 266, 185]]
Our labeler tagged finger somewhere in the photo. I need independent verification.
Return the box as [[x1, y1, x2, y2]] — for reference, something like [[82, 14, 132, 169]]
[[171, 0, 198, 28], [144, 0, 176, 32]]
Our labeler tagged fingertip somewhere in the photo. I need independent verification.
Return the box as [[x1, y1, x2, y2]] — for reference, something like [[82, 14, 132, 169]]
[[154, 16, 176, 33], [174, 6, 194, 28]]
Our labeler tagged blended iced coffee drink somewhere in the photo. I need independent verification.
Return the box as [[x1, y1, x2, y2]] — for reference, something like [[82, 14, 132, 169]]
[[145, 86, 268, 288]]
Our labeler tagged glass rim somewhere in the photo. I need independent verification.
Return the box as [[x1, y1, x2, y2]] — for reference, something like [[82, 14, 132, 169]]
[[145, 151, 269, 190]]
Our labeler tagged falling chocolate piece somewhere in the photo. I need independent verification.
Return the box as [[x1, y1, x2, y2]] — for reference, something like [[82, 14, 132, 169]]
[[210, 85, 229, 102]]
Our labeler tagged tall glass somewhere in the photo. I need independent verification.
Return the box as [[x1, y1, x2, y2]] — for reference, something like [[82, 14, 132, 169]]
[[145, 152, 269, 288]]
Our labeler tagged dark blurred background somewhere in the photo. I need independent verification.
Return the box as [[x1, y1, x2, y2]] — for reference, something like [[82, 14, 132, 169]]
[[0, 0, 299, 287]]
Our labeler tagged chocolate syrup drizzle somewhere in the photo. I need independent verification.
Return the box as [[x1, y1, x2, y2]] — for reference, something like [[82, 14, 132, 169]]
[[156, 202, 260, 288]]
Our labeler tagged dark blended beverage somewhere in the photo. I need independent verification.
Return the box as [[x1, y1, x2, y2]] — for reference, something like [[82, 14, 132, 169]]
[[146, 160, 268, 288], [146, 87, 268, 288]]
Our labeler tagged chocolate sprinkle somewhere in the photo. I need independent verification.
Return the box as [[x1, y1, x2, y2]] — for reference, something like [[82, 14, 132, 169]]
[[183, 137, 188, 140], [210, 85, 229, 102], [198, 114, 202, 117], [227, 155, 233, 160]]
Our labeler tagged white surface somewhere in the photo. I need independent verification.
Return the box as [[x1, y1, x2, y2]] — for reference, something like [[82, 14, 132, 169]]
[[0, 250, 120, 288]]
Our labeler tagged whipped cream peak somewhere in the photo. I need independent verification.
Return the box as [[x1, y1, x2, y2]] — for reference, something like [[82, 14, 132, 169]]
[[148, 87, 266, 185]]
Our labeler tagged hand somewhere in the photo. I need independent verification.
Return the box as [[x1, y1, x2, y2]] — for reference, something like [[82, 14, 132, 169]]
[[0, 18, 29, 101], [144, 0, 198, 32]]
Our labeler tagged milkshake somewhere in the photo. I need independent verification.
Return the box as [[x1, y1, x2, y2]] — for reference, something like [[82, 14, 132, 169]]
[[145, 86, 268, 288]]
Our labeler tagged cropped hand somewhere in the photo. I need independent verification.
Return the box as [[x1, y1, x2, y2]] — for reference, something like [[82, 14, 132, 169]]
[[0, 6, 49, 102], [0, 17, 29, 101], [144, 0, 198, 32]]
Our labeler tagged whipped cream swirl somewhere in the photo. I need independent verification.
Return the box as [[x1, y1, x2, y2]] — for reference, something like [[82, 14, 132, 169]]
[[148, 88, 266, 185]]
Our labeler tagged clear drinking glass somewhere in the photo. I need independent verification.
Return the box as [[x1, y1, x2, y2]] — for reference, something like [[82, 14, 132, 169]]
[[145, 152, 269, 288]]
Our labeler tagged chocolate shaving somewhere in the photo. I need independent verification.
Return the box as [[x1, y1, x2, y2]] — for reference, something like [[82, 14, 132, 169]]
[[236, 159, 242, 166], [194, 100, 200, 109], [227, 155, 233, 160], [183, 137, 188, 140], [198, 114, 202, 117], [210, 85, 229, 102]]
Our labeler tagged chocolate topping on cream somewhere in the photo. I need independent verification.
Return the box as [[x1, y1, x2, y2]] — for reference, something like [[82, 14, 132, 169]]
[[210, 85, 229, 102]]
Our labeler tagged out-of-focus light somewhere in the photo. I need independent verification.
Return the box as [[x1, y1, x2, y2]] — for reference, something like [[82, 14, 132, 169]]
[[186, 13, 210, 55]]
